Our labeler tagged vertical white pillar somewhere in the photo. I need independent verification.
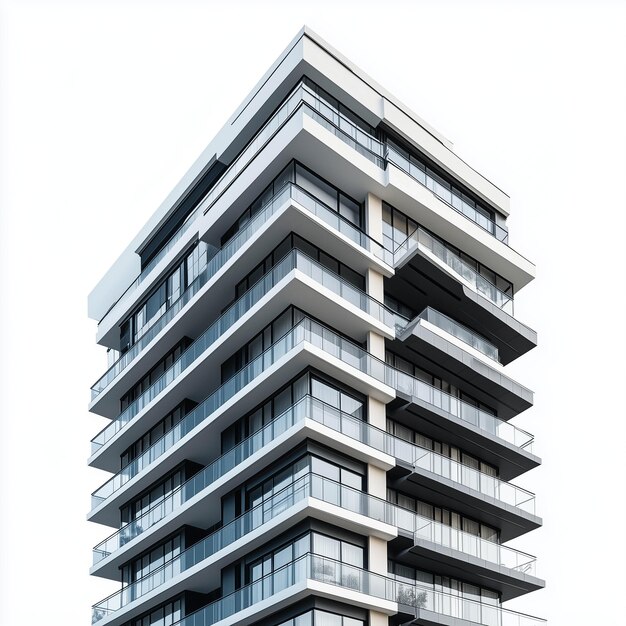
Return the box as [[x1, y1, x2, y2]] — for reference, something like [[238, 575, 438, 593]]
[[364, 193, 389, 625]]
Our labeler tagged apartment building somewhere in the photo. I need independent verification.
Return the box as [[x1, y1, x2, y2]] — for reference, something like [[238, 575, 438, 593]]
[[87, 26, 545, 626]]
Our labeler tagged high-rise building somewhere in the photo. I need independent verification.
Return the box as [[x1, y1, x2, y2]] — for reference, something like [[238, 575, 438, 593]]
[[87, 27, 544, 626]]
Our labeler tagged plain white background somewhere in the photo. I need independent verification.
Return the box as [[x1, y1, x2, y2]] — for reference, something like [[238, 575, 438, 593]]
[[1, 1, 625, 624]]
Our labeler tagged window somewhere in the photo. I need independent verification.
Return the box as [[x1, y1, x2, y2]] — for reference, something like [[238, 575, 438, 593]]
[[387, 488, 499, 543], [122, 533, 183, 585], [222, 371, 365, 452], [121, 467, 185, 526], [381, 201, 512, 296], [121, 240, 212, 352], [121, 401, 192, 467], [129, 597, 183, 626], [120, 340, 191, 412]]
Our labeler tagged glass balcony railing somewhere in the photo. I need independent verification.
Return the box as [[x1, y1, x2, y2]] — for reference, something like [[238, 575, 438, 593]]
[[92, 472, 538, 621], [93, 396, 374, 562], [93, 472, 390, 618], [394, 226, 514, 314], [386, 143, 509, 245], [90, 316, 393, 509], [94, 395, 536, 565], [97, 77, 387, 328], [197, 80, 385, 220], [396, 369, 534, 452], [412, 447, 535, 515], [414, 518, 536, 576], [91, 317, 534, 512], [90, 249, 398, 453], [416, 307, 500, 362], [91, 181, 391, 400], [92, 551, 545, 626]]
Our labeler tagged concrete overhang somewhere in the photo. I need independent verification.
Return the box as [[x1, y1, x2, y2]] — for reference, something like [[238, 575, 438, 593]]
[[91, 417, 396, 580], [388, 244, 537, 365], [388, 463, 542, 542], [88, 344, 396, 526], [390, 532, 544, 602], [393, 318, 533, 420]]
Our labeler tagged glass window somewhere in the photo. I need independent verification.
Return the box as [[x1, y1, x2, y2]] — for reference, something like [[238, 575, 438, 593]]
[[315, 612, 342, 626], [311, 456, 340, 482], [296, 166, 337, 210], [338, 194, 361, 226], [311, 378, 340, 408], [313, 533, 340, 560]]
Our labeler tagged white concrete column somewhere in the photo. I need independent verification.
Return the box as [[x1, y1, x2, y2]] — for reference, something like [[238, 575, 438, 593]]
[[365, 192, 390, 617], [368, 396, 386, 430], [365, 192, 384, 243], [369, 611, 389, 626]]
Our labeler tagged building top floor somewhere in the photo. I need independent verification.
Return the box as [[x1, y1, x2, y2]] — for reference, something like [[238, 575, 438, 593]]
[[89, 26, 522, 323]]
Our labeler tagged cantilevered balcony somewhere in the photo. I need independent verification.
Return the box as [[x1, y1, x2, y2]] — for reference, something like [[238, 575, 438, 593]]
[[385, 142, 509, 245], [389, 227, 536, 365], [390, 516, 543, 602], [90, 249, 399, 454], [91, 396, 396, 576], [91, 180, 393, 407], [388, 436, 539, 541], [92, 474, 399, 625], [95, 79, 390, 341], [387, 366, 538, 481], [411, 308, 500, 363], [393, 575, 546, 626], [89, 318, 537, 526], [395, 227, 513, 314], [88, 317, 398, 525], [92, 553, 545, 626], [92, 474, 541, 623], [393, 309, 534, 420], [92, 396, 539, 585]]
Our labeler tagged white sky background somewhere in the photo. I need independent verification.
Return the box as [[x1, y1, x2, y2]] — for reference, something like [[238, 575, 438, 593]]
[[0, 0, 625, 624]]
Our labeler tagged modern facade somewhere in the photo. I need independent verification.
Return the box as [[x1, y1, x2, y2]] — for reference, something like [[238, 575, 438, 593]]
[[87, 27, 544, 626]]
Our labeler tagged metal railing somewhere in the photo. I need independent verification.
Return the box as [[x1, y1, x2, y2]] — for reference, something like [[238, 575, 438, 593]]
[[91, 181, 391, 400], [394, 226, 514, 314], [92, 552, 545, 626], [90, 318, 535, 511], [386, 143, 509, 244], [90, 249, 398, 452], [415, 307, 499, 362]]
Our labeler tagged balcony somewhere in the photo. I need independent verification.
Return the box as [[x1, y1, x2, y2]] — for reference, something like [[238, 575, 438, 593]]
[[90, 319, 536, 521], [96, 78, 390, 336], [386, 142, 509, 244], [393, 313, 533, 421], [90, 249, 399, 455], [399, 517, 543, 601], [93, 472, 541, 622], [92, 472, 400, 621], [91, 181, 392, 401], [388, 437, 540, 541], [92, 397, 538, 583], [92, 396, 386, 567], [394, 226, 513, 314], [89, 317, 398, 518], [92, 553, 545, 626], [415, 307, 500, 362]]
